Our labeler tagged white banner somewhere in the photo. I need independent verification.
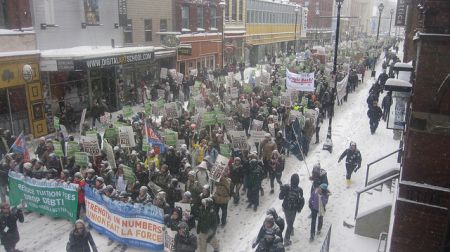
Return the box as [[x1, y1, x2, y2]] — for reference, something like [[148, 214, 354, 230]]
[[336, 74, 349, 101], [286, 69, 315, 92]]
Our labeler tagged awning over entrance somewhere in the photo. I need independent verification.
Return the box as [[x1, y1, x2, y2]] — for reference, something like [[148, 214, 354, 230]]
[[40, 46, 159, 71]]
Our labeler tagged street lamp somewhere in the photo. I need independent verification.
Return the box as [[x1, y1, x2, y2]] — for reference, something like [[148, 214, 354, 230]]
[[294, 5, 300, 52], [371, 3, 384, 77], [323, 0, 344, 153], [389, 9, 394, 37], [219, 0, 226, 68]]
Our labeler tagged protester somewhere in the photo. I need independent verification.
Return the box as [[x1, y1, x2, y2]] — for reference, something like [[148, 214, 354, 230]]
[[212, 175, 231, 226], [66, 219, 98, 252], [338, 141, 362, 187], [197, 197, 219, 252], [309, 183, 330, 242], [367, 100, 383, 134], [252, 215, 284, 252], [0, 202, 24, 252], [174, 221, 197, 252]]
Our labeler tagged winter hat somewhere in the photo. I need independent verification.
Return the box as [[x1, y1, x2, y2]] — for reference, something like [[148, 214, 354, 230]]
[[74, 172, 82, 179], [266, 208, 278, 219], [87, 168, 95, 174], [184, 191, 192, 199], [290, 173, 300, 187], [23, 162, 32, 170], [264, 215, 275, 224], [105, 185, 114, 193], [96, 177, 104, 183], [75, 219, 85, 226], [320, 183, 328, 191], [188, 170, 196, 177]]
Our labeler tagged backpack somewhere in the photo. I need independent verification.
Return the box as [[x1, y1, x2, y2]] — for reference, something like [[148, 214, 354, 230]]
[[285, 187, 304, 211]]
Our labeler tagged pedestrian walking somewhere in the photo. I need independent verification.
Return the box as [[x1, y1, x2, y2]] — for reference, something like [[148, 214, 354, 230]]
[[0, 203, 24, 252], [66, 219, 98, 252], [338, 141, 362, 187], [174, 222, 197, 252], [367, 100, 383, 134], [278, 173, 305, 246], [197, 197, 220, 252], [308, 183, 330, 242], [269, 150, 284, 194], [245, 153, 264, 211], [252, 215, 284, 252], [381, 92, 393, 121]]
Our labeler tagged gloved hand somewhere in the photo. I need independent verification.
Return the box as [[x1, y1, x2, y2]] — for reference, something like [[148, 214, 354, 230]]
[[252, 242, 258, 248]]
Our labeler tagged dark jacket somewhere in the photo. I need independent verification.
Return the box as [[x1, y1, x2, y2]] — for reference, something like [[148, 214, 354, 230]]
[[367, 106, 382, 121], [66, 230, 98, 252], [196, 206, 217, 234], [279, 174, 304, 212], [245, 159, 264, 190], [0, 208, 24, 247], [338, 148, 362, 167], [174, 232, 197, 252]]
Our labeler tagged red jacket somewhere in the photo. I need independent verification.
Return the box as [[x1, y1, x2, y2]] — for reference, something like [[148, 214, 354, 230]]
[[75, 180, 86, 204]]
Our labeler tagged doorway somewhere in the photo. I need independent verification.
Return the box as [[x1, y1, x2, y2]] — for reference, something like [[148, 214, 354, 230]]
[[0, 86, 30, 135]]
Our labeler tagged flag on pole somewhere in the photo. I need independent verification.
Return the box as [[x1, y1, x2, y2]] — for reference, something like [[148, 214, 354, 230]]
[[11, 132, 30, 162], [144, 122, 165, 153]]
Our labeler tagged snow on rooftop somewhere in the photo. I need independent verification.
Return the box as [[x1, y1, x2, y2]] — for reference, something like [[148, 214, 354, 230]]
[[40, 46, 156, 60], [0, 28, 35, 35], [385, 78, 412, 88], [0, 50, 40, 57]]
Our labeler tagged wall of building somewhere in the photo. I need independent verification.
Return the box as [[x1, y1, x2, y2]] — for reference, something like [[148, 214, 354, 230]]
[[32, 0, 123, 50], [126, 0, 173, 46], [174, 0, 223, 33], [0, 32, 36, 52]]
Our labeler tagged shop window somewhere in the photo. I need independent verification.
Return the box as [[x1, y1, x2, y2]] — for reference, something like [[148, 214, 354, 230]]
[[144, 19, 152, 42], [197, 6, 204, 29], [182, 6, 189, 29], [124, 19, 133, 43], [210, 7, 217, 29]]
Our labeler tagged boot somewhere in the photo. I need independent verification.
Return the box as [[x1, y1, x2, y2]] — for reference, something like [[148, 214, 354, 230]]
[[346, 179, 351, 188], [270, 188, 274, 194]]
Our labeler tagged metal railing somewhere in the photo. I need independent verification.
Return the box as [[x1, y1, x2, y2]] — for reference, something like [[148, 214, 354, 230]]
[[354, 173, 399, 219], [365, 148, 402, 186]]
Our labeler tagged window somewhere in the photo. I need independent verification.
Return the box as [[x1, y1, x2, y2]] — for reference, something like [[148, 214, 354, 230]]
[[182, 6, 189, 29], [197, 6, 204, 29], [232, 0, 237, 21], [210, 7, 217, 28], [144, 19, 152, 42], [160, 19, 167, 42], [124, 19, 133, 43], [225, 0, 229, 21], [239, 0, 243, 21]]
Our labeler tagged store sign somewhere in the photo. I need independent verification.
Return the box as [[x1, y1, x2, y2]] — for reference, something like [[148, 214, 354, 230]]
[[178, 47, 192, 56], [395, 0, 406, 26], [83, 52, 155, 69], [22, 64, 33, 82], [56, 60, 75, 71]]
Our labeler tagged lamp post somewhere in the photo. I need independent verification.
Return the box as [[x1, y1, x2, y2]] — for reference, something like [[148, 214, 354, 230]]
[[389, 9, 394, 37], [323, 0, 343, 153], [294, 5, 300, 52], [219, 0, 226, 68], [371, 3, 384, 78]]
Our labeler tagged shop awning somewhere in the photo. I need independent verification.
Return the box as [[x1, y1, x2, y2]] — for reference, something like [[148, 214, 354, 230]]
[[40, 46, 157, 71]]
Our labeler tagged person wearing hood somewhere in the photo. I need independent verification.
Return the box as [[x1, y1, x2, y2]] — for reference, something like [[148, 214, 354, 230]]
[[195, 161, 210, 188], [34, 137, 47, 160], [154, 164, 172, 192], [174, 221, 197, 252], [308, 183, 330, 242], [204, 142, 219, 164], [165, 207, 183, 231], [279, 173, 305, 246], [178, 158, 192, 184], [99, 162, 114, 186], [245, 153, 264, 211], [269, 150, 285, 194], [31, 160, 47, 179], [167, 178, 183, 208], [197, 197, 220, 252], [309, 163, 329, 195], [66, 219, 98, 252], [212, 175, 231, 226], [179, 144, 192, 166], [134, 186, 153, 205], [85, 168, 97, 188], [252, 215, 284, 252], [94, 177, 106, 191], [338, 141, 362, 187], [229, 157, 244, 204], [0, 202, 24, 252], [166, 146, 181, 177], [266, 208, 285, 235]]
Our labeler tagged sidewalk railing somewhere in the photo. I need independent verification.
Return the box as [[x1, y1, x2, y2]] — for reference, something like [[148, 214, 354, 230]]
[[355, 173, 399, 219], [365, 148, 402, 187]]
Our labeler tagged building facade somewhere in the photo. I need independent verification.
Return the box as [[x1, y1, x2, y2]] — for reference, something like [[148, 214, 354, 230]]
[[0, 0, 32, 29], [388, 1, 450, 251], [174, 0, 224, 75], [245, 0, 307, 66], [223, 0, 246, 65]]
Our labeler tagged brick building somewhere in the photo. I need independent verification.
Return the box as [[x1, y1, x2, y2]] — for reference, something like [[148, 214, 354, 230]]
[[388, 1, 450, 251], [0, 0, 32, 29], [174, 0, 224, 75]]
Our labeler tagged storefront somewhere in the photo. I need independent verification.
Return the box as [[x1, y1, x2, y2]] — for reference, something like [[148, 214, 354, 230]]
[[40, 46, 174, 133], [177, 33, 222, 76], [224, 30, 246, 65], [0, 51, 48, 137]]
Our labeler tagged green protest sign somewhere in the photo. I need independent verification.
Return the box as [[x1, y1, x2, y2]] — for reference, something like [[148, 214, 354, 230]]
[[74, 152, 89, 166], [8, 171, 78, 222], [86, 130, 97, 139], [203, 112, 217, 126], [122, 106, 133, 118], [164, 129, 178, 146], [219, 144, 231, 158], [123, 165, 136, 184], [215, 111, 225, 124], [142, 139, 150, 152], [52, 141, 64, 157], [66, 141, 80, 158], [53, 116, 60, 130], [103, 127, 118, 144], [243, 84, 253, 94], [144, 102, 152, 115], [272, 97, 280, 107]]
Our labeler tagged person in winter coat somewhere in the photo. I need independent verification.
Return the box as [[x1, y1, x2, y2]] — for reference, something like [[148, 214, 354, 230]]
[[154, 164, 172, 192], [261, 134, 277, 178], [367, 100, 383, 134], [99, 162, 114, 186], [197, 197, 220, 252], [174, 221, 197, 252], [73, 172, 86, 218], [166, 178, 183, 208], [66, 219, 98, 252], [338, 141, 362, 187], [213, 176, 231, 226], [266, 208, 285, 236], [309, 163, 329, 195], [134, 186, 153, 205], [84, 169, 97, 188], [229, 157, 244, 204], [165, 146, 181, 178], [381, 91, 393, 121], [245, 153, 264, 211], [279, 173, 305, 246], [165, 207, 183, 231], [252, 215, 284, 252], [0, 203, 24, 252], [309, 183, 330, 241], [195, 161, 210, 188], [269, 150, 284, 194]]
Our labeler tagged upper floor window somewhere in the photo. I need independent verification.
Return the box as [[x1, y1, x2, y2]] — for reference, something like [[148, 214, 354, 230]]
[[182, 6, 189, 29], [210, 7, 217, 28], [144, 19, 152, 42], [124, 19, 133, 43], [197, 7, 204, 28]]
